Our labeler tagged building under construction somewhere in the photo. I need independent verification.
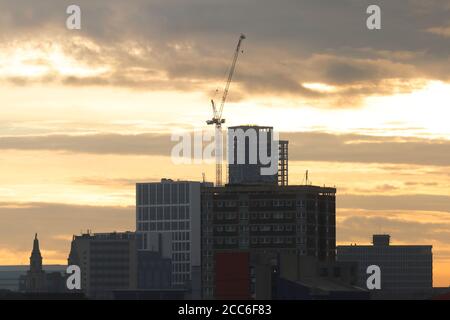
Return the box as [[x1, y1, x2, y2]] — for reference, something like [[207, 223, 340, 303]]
[[227, 125, 288, 186]]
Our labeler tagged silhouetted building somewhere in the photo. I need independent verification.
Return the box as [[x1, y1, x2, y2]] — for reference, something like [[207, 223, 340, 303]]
[[19, 234, 66, 294], [201, 184, 336, 299], [136, 179, 212, 298], [227, 125, 288, 186], [68, 231, 137, 299], [24, 234, 46, 292], [273, 254, 368, 300], [337, 234, 433, 299], [137, 250, 172, 290], [209, 251, 367, 300]]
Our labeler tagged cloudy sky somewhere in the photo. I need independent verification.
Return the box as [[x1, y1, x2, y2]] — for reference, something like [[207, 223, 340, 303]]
[[0, 0, 449, 286]]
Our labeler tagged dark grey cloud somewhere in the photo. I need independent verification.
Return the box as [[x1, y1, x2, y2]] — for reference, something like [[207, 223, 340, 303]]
[[0, 202, 134, 257], [284, 132, 450, 166], [337, 214, 450, 251], [0, 131, 449, 167], [0, 0, 449, 106], [339, 194, 450, 213], [0, 133, 171, 156]]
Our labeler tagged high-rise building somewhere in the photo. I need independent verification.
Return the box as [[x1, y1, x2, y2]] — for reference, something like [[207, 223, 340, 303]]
[[227, 125, 288, 186], [68, 231, 137, 299], [201, 184, 336, 299], [136, 179, 212, 298], [337, 234, 433, 299]]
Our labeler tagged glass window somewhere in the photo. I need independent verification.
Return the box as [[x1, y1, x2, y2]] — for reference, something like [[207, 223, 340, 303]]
[[164, 207, 170, 220], [143, 184, 149, 205], [143, 207, 149, 221], [157, 185, 163, 204], [164, 184, 170, 204], [180, 207, 185, 220], [179, 184, 186, 203], [137, 208, 143, 221], [149, 184, 156, 205], [150, 207, 156, 220], [157, 207, 163, 220], [171, 184, 178, 204]]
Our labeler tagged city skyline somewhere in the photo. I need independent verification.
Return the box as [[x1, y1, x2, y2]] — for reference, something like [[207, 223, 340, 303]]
[[0, 0, 449, 288]]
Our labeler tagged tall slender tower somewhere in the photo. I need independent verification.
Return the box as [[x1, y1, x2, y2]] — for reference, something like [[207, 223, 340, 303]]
[[24, 233, 47, 292], [30, 233, 43, 273]]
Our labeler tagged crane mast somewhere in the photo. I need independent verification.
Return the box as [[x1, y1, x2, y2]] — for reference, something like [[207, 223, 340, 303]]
[[207, 34, 246, 186]]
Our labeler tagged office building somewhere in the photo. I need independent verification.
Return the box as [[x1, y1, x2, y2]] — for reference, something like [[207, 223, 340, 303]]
[[68, 231, 137, 299], [337, 234, 433, 299], [136, 179, 212, 298], [201, 184, 336, 299]]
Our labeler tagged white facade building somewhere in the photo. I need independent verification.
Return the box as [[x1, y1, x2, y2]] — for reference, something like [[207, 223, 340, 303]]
[[136, 179, 211, 295]]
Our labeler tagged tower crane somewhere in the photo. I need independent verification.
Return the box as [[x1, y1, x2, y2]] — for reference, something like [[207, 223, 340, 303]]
[[207, 33, 246, 186]]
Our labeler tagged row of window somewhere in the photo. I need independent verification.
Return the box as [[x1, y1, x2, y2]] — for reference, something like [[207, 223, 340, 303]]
[[213, 236, 298, 245], [137, 183, 190, 206], [214, 224, 296, 233], [137, 206, 190, 221], [172, 252, 190, 262], [171, 232, 190, 241], [172, 273, 190, 284], [137, 221, 191, 232], [172, 242, 191, 252], [214, 212, 296, 220], [209, 199, 334, 208]]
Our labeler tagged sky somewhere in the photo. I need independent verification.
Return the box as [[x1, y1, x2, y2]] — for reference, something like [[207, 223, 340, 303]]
[[0, 0, 449, 286]]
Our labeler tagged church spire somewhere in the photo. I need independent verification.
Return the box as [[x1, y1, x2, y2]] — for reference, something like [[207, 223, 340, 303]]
[[30, 233, 43, 273]]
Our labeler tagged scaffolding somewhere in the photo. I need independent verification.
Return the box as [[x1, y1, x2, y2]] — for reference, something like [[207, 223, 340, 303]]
[[278, 140, 289, 186]]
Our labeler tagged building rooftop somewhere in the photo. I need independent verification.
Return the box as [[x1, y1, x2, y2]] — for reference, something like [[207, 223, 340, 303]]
[[203, 184, 336, 194]]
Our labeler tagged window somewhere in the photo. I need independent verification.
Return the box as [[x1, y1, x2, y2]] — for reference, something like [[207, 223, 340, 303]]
[[164, 184, 170, 204], [164, 207, 170, 220], [179, 183, 186, 203], [157, 185, 163, 204], [143, 184, 149, 205], [171, 184, 178, 204], [274, 212, 283, 219], [157, 207, 163, 220], [150, 207, 156, 220]]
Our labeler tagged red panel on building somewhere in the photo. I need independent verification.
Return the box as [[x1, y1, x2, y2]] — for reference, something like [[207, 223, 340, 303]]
[[215, 252, 251, 300]]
